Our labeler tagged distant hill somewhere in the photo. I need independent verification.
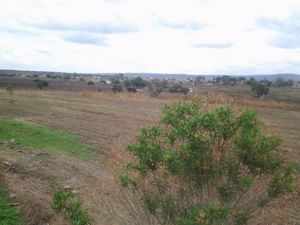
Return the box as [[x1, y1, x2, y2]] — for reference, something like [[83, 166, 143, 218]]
[[1, 69, 300, 81], [244, 74, 300, 81], [116, 73, 300, 81]]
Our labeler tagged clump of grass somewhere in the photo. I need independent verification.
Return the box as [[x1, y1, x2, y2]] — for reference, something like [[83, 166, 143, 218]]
[[52, 189, 91, 225], [0, 182, 22, 225], [0, 118, 97, 160]]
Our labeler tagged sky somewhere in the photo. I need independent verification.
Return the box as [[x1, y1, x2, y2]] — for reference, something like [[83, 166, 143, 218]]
[[1, 0, 300, 75]]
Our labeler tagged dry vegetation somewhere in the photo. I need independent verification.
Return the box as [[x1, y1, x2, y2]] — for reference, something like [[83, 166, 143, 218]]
[[0, 88, 299, 225]]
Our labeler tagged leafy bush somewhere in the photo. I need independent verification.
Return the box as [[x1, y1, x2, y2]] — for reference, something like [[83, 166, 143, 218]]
[[124, 77, 147, 89], [120, 101, 294, 225], [52, 189, 91, 225], [87, 81, 94, 86], [34, 80, 49, 90], [251, 83, 269, 97], [169, 84, 189, 94], [6, 84, 15, 95], [112, 84, 123, 93]]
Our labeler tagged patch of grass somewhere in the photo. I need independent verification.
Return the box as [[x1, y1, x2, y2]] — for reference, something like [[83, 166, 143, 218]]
[[52, 189, 91, 225], [0, 118, 97, 160], [0, 181, 22, 225]]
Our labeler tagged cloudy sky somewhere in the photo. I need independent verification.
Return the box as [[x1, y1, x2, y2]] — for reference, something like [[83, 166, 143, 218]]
[[1, 0, 300, 74]]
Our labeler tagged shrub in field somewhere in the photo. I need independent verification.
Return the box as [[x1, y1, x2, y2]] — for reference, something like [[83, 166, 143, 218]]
[[112, 84, 123, 93], [119, 101, 295, 225], [169, 84, 189, 94], [6, 84, 15, 95], [251, 83, 269, 98], [6, 84, 15, 103], [52, 189, 91, 225], [34, 80, 49, 90]]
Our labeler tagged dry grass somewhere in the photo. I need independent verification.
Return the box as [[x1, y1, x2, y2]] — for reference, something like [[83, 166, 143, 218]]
[[82, 90, 300, 111]]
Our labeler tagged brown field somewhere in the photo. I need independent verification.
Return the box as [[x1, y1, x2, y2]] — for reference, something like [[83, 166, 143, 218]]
[[0, 89, 299, 225]]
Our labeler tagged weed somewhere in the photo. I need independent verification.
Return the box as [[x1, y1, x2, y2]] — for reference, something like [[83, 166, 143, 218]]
[[143, 193, 159, 214], [235, 211, 251, 225], [118, 173, 136, 188], [52, 189, 91, 225], [257, 196, 269, 208]]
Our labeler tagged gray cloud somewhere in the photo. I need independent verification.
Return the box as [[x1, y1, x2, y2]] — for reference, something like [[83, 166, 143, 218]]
[[255, 18, 285, 30], [256, 13, 300, 48], [272, 35, 300, 49], [192, 42, 233, 48], [0, 26, 36, 36], [63, 33, 107, 46], [29, 21, 138, 34]]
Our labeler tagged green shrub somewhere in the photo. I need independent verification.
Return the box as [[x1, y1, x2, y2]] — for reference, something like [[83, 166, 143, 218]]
[[52, 189, 91, 225], [6, 85, 15, 95], [120, 101, 294, 225], [118, 173, 136, 188], [168, 84, 189, 94], [235, 211, 251, 225], [33, 79, 48, 89], [143, 193, 159, 214]]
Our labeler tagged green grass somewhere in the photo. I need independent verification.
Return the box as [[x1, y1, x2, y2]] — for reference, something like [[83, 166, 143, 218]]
[[0, 118, 97, 160], [52, 189, 91, 225], [0, 182, 22, 225]]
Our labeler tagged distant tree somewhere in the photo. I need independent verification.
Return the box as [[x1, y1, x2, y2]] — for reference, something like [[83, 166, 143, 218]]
[[131, 77, 147, 89], [215, 76, 221, 85], [112, 78, 121, 84], [123, 77, 148, 89], [112, 84, 123, 93], [33, 79, 40, 83], [6, 84, 15, 95], [169, 84, 189, 94], [252, 83, 269, 98], [127, 87, 137, 93], [195, 76, 205, 84], [36, 80, 49, 90], [274, 77, 286, 87], [221, 76, 231, 85], [247, 77, 256, 86], [148, 79, 169, 96], [287, 79, 294, 87], [123, 79, 131, 88], [237, 76, 246, 82], [87, 81, 94, 85], [260, 79, 272, 87], [116, 73, 124, 80], [230, 77, 237, 85]]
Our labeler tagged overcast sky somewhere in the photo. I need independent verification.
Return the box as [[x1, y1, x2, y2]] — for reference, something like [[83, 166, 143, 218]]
[[1, 0, 300, 74]]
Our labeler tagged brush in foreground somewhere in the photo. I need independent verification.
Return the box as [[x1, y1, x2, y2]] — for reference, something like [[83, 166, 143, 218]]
[[52, 189, 91, 225], [119, 101, 295, 225]]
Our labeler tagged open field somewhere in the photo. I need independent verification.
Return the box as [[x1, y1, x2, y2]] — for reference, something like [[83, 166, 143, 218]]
[[0, 89, 299, 225], [192, 85, 300, 104]]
